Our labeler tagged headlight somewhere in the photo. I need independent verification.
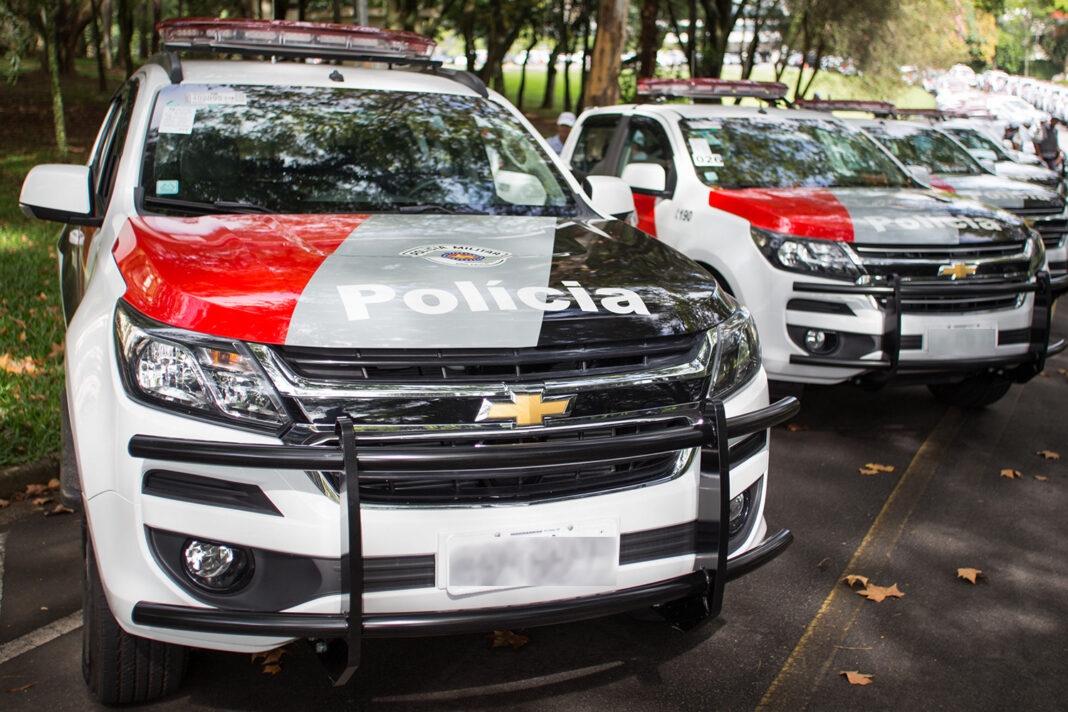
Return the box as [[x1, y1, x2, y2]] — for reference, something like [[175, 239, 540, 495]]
[[1025, 230, 1045, 274], [114, 302, 287, 430], [751, 226, 863, 281], [708, 307, 761, 399]]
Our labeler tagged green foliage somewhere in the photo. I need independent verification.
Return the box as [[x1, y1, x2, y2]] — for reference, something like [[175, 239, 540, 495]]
[[0, 150, 66, 467]]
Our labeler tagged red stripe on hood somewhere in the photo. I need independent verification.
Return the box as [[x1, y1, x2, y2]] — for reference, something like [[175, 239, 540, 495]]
[[707, 187, 854, 241], [113, 214, 368, 344]]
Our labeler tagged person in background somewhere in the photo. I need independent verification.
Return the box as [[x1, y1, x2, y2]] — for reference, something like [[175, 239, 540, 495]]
[[1034, 118, 1064, 173], [546, 111, 576, 154]]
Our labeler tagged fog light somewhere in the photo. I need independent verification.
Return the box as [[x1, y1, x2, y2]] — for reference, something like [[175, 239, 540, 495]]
[[182, 539, 252, 591], [803, 329, 838, 354], [728, 491, 751, 536]]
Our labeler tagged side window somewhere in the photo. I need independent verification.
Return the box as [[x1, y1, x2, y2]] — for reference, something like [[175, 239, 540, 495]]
[[570, 116, 622, 175], [92, 79, 140, 212], [618, 118, 673, 176]]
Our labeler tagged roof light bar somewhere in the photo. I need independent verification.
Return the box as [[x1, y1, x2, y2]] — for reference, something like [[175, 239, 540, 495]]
[[794, 99, 895, 116], [637, 78, 788, 101], [158, 18, 437, 64], [893, 108, 969, 120]]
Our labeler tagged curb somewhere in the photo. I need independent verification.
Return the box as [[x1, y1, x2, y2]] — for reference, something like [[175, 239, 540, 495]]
[[0, 454, 61, 499]]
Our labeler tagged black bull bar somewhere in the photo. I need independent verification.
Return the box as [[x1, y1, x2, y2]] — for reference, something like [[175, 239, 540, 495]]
[[128, 396, 799, 685], [789, 272, 1067, 380]]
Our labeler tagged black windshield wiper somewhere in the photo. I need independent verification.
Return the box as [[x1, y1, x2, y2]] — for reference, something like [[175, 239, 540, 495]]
[[143, 195, 277, 214], [395, 203, 484, 215]]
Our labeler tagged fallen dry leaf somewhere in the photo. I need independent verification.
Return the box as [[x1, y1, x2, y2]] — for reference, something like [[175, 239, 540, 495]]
[[31, 497, 53, 506], [1034, 475, 1049, 482], [47, 478, 60, 490], [857, 583, 905, 602], [5, 683, 36, 692], [18, 330, 26, 342], [262, 663, 281, 676], [1059, 368, 1068, 375], [957, 568, 984, 584], [0, 353, 38, 375], [859, 463, 895, 475], [1036, 450, 1060, 460], [786, 422, 810, 432], [24, 483, 47, 497], [45, 504, 74, 517], [1000, 469, 1022, 479], [843, 574, 870, 588], [0, 499, 9, 509], [48, 342, 63, 359], [840, 670, 873, 686], [488, 630, 529, 649], [1039, 371, 1050, 377]]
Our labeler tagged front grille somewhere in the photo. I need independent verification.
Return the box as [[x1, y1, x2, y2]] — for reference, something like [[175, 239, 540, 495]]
[[273, 333, 703, 384], [854, 242, 1032, 313], [314, 417, 693, 505], [881, 292, 1021, 314], [1010, 204, 1064, 217]]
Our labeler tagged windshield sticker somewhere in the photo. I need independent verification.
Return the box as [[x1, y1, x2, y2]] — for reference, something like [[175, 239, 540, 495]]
[[158, 105, 196, 134], [401, 244, 512, 267], [186, 91, 247, 106], [155, 179, 179, 195], [688, 137, 717, 166]]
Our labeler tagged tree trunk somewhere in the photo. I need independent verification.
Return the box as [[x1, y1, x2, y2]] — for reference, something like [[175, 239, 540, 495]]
[[102, 0, 112, 69], [517, 34, 538, 111], [117, 0, 133, 78], [274, 0, 289, 20], [577, 12, 591, 113], [90, 0, 107, 91], [152, 0, 160, 54], [687, 0, 696, 77], [637, 0, 659, 80], [137, 0, 148, 60], [798, 42, 825, 99], [44, 6, 69, 158], [542, 41, 562, 109], [583, 0, 628, 108], [563, 56, 573, 112], [332, 0, 342, 24]]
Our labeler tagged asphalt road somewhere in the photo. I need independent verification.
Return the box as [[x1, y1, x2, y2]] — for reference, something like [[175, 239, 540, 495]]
[[1, 309, 1065, 711]]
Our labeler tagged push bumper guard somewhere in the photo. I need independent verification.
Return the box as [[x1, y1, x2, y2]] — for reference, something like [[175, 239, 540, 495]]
[[789, 273, 1065, 382], [128, 396, 798, 685]]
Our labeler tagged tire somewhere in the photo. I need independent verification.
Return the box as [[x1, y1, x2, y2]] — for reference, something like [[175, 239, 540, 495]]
[[927, 375, 1013, 408], [82, 524, 187, 706]]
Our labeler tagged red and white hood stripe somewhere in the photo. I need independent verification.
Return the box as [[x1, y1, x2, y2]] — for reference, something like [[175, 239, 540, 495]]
[[707, 187, 1028, 245]]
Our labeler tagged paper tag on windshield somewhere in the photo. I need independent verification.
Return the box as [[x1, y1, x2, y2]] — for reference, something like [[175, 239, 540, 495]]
[[689, 138, 723, 166], [186, 91, 247, 106], [158, 106, 196, 134]]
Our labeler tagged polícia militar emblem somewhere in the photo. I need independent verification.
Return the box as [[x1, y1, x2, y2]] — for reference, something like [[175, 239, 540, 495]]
[[400, 244, 511, 268]]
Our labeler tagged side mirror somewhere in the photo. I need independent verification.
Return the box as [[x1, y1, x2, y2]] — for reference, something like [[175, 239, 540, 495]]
[[620, 162, 667, 193], [20, 164, 98, 225], [905, 164, 932, 187], [584, 175, 637, 221]]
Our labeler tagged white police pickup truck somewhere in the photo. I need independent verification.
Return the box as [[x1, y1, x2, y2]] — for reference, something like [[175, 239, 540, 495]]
[[562, 79, 1065, 407], [19, 21, 796, 704]]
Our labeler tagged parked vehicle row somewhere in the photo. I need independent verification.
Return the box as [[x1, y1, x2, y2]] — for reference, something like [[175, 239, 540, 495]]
[[563, 79, 1065, 408]]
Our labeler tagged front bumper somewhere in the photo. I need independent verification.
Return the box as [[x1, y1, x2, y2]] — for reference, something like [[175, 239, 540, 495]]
[[126, 396, 798, 683], [787, 272, 1064, 383]]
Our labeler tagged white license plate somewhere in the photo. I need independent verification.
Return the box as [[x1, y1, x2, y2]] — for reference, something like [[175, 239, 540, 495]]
[[926, 326, 995, 358], [444, 520, 618, 594]]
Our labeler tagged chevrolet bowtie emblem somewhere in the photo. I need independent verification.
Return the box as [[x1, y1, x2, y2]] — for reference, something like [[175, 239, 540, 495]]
[[938, 262, 978, 280], [476, 393, 575, 426]]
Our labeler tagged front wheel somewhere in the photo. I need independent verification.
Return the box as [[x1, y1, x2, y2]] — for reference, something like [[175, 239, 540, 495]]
[[927, 374, 1013, 408], [83, 524, 187, 705]]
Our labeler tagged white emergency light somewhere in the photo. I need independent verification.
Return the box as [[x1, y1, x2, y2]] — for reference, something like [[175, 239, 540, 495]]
[[637, 78, 789, 102]]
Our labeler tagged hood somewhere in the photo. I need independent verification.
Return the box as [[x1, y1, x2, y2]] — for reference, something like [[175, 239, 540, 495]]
[[113, 214, 731, 349], [706, 186, 1032, 245], [994, 161, 1061, 190], [935, 173, 1064, 211]]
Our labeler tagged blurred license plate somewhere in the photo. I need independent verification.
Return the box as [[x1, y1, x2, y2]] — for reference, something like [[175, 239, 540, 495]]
[[926, 326, 995, 357], [445, 521, 618, 593]]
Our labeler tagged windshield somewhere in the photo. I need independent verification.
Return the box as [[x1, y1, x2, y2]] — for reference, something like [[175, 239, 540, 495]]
[[681, 117, 911, 189], [944, 127, 1011, 161], [864, 125, 983, 176], [140, 84, 577, 216]]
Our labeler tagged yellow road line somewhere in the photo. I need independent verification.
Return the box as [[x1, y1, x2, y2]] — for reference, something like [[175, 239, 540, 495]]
[[754, 406, 966, 712]]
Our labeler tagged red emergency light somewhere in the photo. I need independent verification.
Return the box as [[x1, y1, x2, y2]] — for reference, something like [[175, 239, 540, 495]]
[[158, 18, 436, 64], [637, 78, 788, 102], [794, 99, 895, 116]]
